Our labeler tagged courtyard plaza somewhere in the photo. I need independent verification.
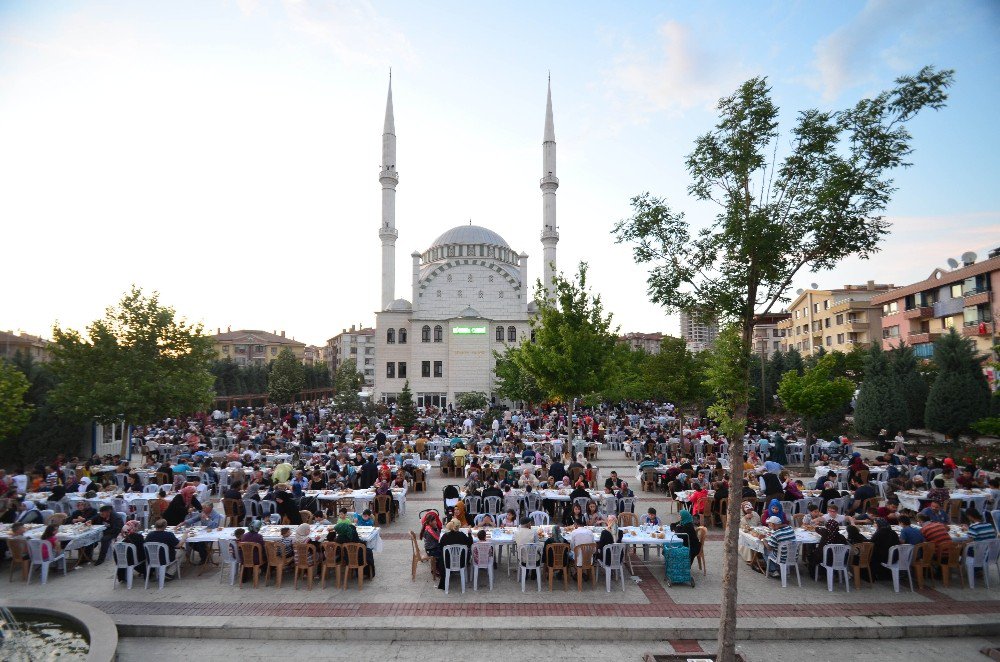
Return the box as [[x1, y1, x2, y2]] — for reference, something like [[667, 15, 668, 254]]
[[3, 446, 998, 662]]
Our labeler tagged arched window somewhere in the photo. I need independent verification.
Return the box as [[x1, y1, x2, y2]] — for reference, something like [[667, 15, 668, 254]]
[[398, 328, 407, 344], [421, 325, 431, 343], [496, 326, 504, 342], [434, 325, 443, 343], [507, 326, 516, 342], [386, 328, 395, 344]]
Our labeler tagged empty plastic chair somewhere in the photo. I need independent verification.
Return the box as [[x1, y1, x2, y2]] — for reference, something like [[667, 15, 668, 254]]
[[470, 541, 495, 591], [143, 541, 182, 590], [529, 510, 550, 526], [963, 540, 993, 590]]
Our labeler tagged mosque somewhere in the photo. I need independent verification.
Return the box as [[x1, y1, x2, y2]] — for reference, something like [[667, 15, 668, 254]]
[[373, 78, 561, 409]]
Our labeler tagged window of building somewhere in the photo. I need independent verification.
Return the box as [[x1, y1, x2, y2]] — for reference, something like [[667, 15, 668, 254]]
[[530, 329, 536, 343], [386, 328, 395, 344], [398, 362, 407, 378], [836, 333, 845, 344], [467, 273, 473, 282], [398, 328, 407, 344], [824, 318, 831, 328], [794, 311, 799, 319], [496, 326, 504, 342], [386, 362, 395, 378], [254, 345, 264, 353], [271, 347, 277, 355], [222, 345, 229, 353], [350, 347, 357, 354], [433, 360, 443, 378], [773, 341, 780, 350], [434, 325, 443, 342], [814, 303, 820, 313], [942, 316, 957, 329], [421, 325, 430, 343], [835, 314, 844, 325], [824, 300, 830, 310], [826, 336, 832, 346], [883, 325, 900, 339], [950, 283, 963, 298], [507, 325, 516, 342], [421, 361, 430, 377]]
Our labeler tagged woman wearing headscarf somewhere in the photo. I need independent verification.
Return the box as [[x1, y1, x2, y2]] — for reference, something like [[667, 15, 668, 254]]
[[46, 485, 67, 504], [116, 519, 146, 583], [808, 519, 848, 578], [420, 511, 443, 576], [543, 524, 571, 568], [670, 509, 701, 565], [764, 498, 788, 525], [739, 501, 761, 532], [274, 489, 302, 525], [870, 517, 901, 580], [162, 485, 201, 525], [239, 520, 266, 569], [452, 498, 469, 526], [597, 514, 623, 554]]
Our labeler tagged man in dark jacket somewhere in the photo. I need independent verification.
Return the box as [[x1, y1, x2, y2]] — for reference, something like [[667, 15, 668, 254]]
[[358, 458, 378, 489], [548, 460, 566, 483], [89, 505, 124, 565]]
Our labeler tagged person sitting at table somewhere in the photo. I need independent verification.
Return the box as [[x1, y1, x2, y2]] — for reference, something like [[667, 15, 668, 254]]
[[780, 473, 804, 501], [739, 501, 761, 531], [643, 507, 661, 526], [88, 505, 124, 566], [818, 481, 842, 511], [869, 518, 900, 581], [876, 499, 901, 524], [183, 503, 222, 564], [513, 516, 537, 553], [0, 521, 28, 566], [500, 509, 518, 527], [274, 489, 302, 526], [543, 525, 571, 568], [808, 518, 849, 578], [162, 485, 200, 526], [419, 510, 443, 573], [569, 480, 590, 503], [926, 478, 950, 506], [436, 519, 472, 589], [477, 513, 496, 527], [584, 500, 603, 526], [897, 515, 924, 545], [603, 471, 622, 491], [957, 465, 984, 490], [967, 508, 996, 541], [670, 510, 700, 566], [764, 499, 788, 525], [597, 514, 623, 554], [452, 498, 469, 526], [918, 499, 949, 524], [847, 477, 877, 516], [482, 480, 503, 502], [146, 518, 183, 580], [116, 520, 147, 583], [8, 499, 42, 525], [801, 503, 822, 526], [759, 470, 783, 503], [518, 468, 539, 489], [548, 457, 567, 483], [37, 523, 61, 561]]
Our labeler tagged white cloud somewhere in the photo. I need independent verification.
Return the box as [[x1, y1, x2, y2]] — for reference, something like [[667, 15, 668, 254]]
[[603, 20, 750, 119]]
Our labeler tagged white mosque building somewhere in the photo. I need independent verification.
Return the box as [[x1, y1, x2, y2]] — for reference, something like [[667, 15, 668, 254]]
[[374, 78, 561, 409]]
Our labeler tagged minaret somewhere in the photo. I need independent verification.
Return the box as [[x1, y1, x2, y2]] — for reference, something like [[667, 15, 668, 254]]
[[379, 76, 399, 310], [540, 76, 559, 297]]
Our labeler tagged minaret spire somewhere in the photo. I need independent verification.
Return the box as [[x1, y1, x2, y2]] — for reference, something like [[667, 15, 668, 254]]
[[540, 76, 559, 297], [379, 75, 399, 310]]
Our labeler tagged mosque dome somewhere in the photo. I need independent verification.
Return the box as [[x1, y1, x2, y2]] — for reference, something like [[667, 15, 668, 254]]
[[428, 225, 510, 251]]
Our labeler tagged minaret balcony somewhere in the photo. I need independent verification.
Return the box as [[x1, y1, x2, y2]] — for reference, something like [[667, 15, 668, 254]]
[[539, 174, 559, 190], [379, 169, 399, 185]]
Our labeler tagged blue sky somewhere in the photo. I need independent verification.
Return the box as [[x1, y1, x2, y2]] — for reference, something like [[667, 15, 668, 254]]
[[0, 0, 997, 345]]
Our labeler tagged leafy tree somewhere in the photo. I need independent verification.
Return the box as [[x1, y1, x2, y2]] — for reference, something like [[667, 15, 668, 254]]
[[0, 360, 32, 448], [890, 341, 929, 430], [514, 263, 619, 435], [645, 336, 709, 423], [776, 353, 854, 456], [456, 391, 489, 411], [395, 380, 416, 430], [612, 67, 952, 662], [853, 344, 908, 436], [332, 359, 364, 412], [924, 329, 990, 437], [704, 326, 750, 449], [971, 417, 1000, 437], [493, 347, 545, 406], [50, 286, 216, 455], [784, 348, 805, 377], [598, 344, 651, 403], [267, 347, 305, 405], [844, 343, 868, 382]]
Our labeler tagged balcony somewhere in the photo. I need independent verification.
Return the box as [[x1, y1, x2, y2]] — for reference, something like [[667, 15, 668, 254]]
[[962, 320, 994, 337], [963, 290, 989, 306], [907, 332, 931, 344], [903, 306, 935, 319], [845, 320, 868, 332]]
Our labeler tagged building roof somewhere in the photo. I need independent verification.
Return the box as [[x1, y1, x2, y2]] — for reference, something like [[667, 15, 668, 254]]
[[753, 312, 791, 325], [209, 329, 305, 346], [0, 330, 49, 345], [621, 332, 665, 341], [870, 255, 1000, 304], [385, 298, 412, 312], [456, 306, 482, 318], [428, 225, 510, 251]]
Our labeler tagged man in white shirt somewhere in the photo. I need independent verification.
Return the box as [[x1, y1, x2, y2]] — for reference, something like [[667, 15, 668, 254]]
[[569, 526, 594, 566]]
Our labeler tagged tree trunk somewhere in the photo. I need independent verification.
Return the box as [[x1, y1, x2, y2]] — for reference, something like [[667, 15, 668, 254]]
[[119, 420, 129, 460]]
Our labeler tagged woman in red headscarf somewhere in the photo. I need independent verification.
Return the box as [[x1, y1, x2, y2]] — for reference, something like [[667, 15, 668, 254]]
[[420, 511, 443, 577], [162, 484, 201, 525]]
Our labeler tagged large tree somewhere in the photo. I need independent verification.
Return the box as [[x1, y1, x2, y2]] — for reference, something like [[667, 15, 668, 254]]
[[0, 353, 80, 466], [612, 67, 952, 661], [332, 359, 364, 413], [514, 263, 619, 435], [395, 380, 416, 430], [493, 346, 545, 406], [50, 286, 216, 455], [776, 353, 854, 454], [267, 347, 305, 406], [853, 344, 909, 437], [0, 360, 32, 451], [924, 328, 990, 437], [644, 335, 709, 425], [890, 341, 929, 430]]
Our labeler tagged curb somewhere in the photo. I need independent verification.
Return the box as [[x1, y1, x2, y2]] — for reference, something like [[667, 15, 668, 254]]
[[1, 598, 119, 662]]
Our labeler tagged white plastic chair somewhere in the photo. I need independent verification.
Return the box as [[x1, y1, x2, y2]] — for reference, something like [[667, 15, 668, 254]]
[[132, 501, 151, 529], [259, 500, 278, 517], [112, 541, 139, 589], [518, 543, 542, 592], [40, 509, 55, 524], [882, 544, 915, 593], [464, 497, 481, 516], [529, 510, 550, 526], [143, 542, 182, 590], [218, 539, 240, 586], [442, 544, 467, 594], [963, 540, 993, 589], [522, 493, 542, 514], [573, 497, 592, 514], [243, 499, 261, 525], [470, 541, 494, 591], [767, 541, 801, 587], [143, 484, 161, 494], [598, 542, 627, 592], [472, 513, 493, 527], [114, 473, 127, 490], [815, 543, 850, 592], [618, 497, 636, 514], [482, 496, 501, 516], [26, 539, 67, 585], [990, 510, 1000, 535]]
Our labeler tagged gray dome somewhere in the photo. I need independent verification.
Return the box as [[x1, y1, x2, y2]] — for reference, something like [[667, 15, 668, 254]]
[[429, 225, 509, 250], [385, 298, 412, 312], [457, 306, 481, 318]]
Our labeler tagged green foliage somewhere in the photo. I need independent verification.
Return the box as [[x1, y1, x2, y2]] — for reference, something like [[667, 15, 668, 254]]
[[844, 343, 868, 382], [456, 391, 489, 412], [515, 263, 619, 427], [644, 336, 710, 410], [890, 341, 929, 429], [332, 359, 364, 413], [598, 344, 651, 403], [853, 344, 909, 436], [395, 380, 416, 430], [777, 354, 854, 438], [784, 348, 805, 377], [704, 326, 749, 443], [49, 286, 216, 432], [971, 417, 1000, 437], [0, 360, 32, 445], [493, 347, 545, 405], [267, 347, 305, 405], [303, 363, 332, 390], [924, 329, 990, 437]]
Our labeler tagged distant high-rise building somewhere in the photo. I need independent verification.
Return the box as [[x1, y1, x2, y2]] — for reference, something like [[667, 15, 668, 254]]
[[679, 311, 718, 352], [325, 325, 376, 390]]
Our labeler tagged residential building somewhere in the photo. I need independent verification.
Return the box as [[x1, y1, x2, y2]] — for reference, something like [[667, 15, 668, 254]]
[[777, 281, 895, 355], [752, 313, 790, 360], [302, 345, 323, 367], [0, 330, 52, 362], [209, 328, 306, 366], [620, 332, 665, 354], [679, 311, 718, 353], [872, 249, 999, 359], [326, 325, 376, 390]]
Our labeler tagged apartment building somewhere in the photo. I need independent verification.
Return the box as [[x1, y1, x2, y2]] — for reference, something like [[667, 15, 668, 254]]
[[209, 328, 307, 366], [620, 332, 666, 354], [872, 249, 999, 359], [679, 311, 718, 353], [777, 281, 895, 354], [752, 313, 790, 360], [325, 325, 376, 390], [0, 330, 52, 362]]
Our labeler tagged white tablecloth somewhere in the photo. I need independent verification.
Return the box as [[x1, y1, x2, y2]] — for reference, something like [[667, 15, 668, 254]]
[[153, 524, 384, 552]]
